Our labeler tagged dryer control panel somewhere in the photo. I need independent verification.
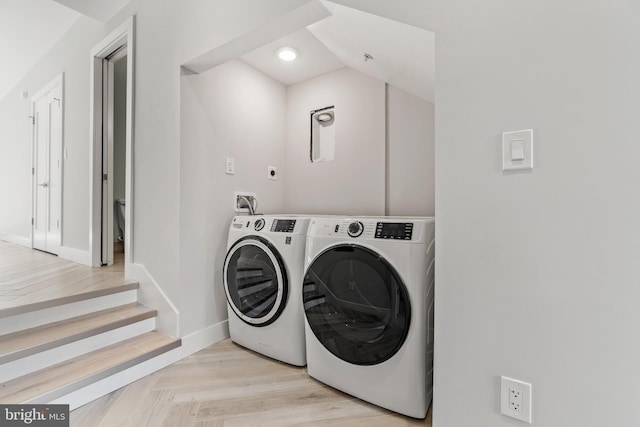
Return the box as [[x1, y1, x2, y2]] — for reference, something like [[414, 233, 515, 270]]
[[375, 222, 413, 240], [308, 217, 434, 244]]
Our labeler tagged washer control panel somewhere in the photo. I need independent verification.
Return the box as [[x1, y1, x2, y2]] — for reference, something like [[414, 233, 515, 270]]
[[232, 217, 297, 233], [270, 219, 296, 233], [375, 222, 414, 240]]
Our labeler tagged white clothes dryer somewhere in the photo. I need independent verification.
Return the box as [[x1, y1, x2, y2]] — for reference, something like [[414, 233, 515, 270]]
[[302, 216, 435, 418], [224, 215, 311, 366]]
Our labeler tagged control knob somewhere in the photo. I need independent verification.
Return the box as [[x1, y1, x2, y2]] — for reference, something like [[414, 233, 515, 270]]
[[347, 221, 364, 238], [254, 218, 265, 231]]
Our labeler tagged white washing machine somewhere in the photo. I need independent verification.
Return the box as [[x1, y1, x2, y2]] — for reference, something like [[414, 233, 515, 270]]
[[223, 215, 311, 366], [302, 216, 435, 418]]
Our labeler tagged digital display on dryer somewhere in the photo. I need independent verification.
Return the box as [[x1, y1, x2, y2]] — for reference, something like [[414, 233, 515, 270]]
[[375, 222, 413, 240], [271, 219, 296, 233]]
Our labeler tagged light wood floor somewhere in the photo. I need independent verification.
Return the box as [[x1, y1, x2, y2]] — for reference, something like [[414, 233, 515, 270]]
[[1, 240, 433, 425], [70, 339, 433, 426], [0, 240, 125, 313]]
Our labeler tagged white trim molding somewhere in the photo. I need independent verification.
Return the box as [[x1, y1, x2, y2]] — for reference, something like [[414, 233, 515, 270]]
[[0, 232, 31, 248]]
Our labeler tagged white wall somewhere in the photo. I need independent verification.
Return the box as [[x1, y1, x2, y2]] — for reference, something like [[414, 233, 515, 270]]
[[177, 61, 431, 335], [0, 17, 104, 249], [283, 70, 431, 216], [110, 0, 310, 308], [334, 0, 640, 426], [179, 59, 287, 335], [387, 85, 435, 216], [0, 83, 31, 244], [0, 0, 313, 316], [284, 67, 386, 215]]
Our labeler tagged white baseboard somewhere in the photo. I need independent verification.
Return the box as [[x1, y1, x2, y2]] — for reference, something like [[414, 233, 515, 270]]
[[180, 319, 229, 354], [126, 262, 180, 337], [59, 246, 92, 266], [0, 232, 31, 248], [56, 320, 230, 410]]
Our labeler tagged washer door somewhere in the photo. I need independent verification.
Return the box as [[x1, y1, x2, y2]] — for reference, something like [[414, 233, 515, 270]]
[[303, 244, 411, 365], [224, 236, 288, 327]]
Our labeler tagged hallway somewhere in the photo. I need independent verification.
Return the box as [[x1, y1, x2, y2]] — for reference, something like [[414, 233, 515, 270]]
[[0, 240, 127, 317]]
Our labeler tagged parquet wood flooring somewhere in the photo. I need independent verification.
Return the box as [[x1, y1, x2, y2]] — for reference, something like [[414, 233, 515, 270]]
[[70, 339, 433, 426]]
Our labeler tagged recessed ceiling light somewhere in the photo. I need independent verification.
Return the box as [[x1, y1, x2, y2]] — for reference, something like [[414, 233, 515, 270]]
[[277, 47, 297, 61]]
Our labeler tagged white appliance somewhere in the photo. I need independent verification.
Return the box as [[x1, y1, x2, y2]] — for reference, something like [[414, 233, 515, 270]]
[[223, 215, 311, 366], [302, 216, 435, 418]]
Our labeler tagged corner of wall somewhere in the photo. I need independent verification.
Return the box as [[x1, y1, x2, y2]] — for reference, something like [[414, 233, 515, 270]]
[[58, 246, 92, 266], [126, 262, 180, 337], [0, 232, 31, 248]]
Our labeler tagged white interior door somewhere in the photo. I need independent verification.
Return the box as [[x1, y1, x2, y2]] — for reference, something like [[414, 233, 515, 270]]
[[32, 77, 62, 255], [101, 58, 114, 265], [100, 46, 127, 265]]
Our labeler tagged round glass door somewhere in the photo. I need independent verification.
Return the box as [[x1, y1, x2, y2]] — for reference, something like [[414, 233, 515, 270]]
[[224, 236, 288, 326], [303, 244, 411, 365]]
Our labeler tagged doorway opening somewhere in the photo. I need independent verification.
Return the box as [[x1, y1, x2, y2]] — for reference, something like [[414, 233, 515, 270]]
[[107, 48, 127, 265], [31, 73, 64, 255], [89, 17, 135, 267]]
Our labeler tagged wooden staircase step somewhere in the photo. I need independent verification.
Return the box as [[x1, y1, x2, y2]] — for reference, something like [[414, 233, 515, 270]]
[[0, 303, 157, 365], [0, 331, 181, 404], [0, 279, 138, 319]]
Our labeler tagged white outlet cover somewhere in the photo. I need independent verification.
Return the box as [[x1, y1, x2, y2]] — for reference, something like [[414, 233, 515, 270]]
[[501, 376, 532, 424], [502, 129, 533, 171], [268, 166, 277, 180]]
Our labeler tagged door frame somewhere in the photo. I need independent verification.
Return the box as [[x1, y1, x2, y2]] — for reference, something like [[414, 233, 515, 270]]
[[30, 73, 64, 253], [89, 16, 135, 267]]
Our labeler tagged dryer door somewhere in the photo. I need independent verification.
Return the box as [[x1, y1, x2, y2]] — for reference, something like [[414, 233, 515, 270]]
[[303, 244, 411, 365], [224, 236, 288, 326]]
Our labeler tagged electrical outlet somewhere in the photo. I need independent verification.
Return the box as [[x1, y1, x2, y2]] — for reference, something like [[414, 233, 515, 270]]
[[501, 376, 532, 424], [510, 387, 523, 412], [268, 166, 277, 180]]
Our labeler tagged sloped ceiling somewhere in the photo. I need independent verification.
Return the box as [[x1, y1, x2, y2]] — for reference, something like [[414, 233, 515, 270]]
[[239, 1, 435, 102], [52, 0, 131, 23], [2, 0, 434, 104], [309, 2, 435, 102], [240, 28, 344, 87], [0, 0, 79, 101], [0, 0, 132, 102]]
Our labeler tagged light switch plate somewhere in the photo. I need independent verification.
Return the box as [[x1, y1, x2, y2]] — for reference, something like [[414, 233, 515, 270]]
[[503, 129, 533, 171], [225, 157, 235, 175]]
